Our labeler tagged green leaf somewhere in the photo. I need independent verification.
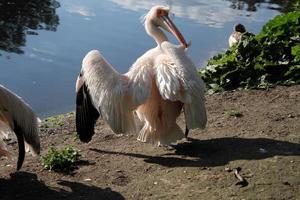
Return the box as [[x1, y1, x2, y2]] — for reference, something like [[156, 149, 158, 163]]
[[41, 146, 81, 172]]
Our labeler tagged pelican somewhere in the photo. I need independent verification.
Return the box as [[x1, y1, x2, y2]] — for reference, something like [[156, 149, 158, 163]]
[[76, 6, 207, 145], [0, 85, 40, 170], [228, 23, 246, 47]]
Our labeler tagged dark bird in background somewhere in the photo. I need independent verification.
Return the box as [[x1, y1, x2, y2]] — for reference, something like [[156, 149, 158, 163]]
[[228, 23, 247, 47]]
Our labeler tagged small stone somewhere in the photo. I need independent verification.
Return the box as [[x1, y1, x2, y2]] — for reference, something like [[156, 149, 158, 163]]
[[283, 181, 291, 186]]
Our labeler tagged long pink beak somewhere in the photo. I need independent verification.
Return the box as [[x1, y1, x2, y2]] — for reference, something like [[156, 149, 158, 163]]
[[161, 15, 188, 48]]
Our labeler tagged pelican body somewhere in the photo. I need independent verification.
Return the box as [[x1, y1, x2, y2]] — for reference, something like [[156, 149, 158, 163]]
[[76, 6, 207, 145], [228, 23, 246, 47], [0, 85, 40, 170]]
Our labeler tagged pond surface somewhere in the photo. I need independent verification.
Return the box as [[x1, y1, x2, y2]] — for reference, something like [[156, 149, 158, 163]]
[[0, 0, 291, 118]]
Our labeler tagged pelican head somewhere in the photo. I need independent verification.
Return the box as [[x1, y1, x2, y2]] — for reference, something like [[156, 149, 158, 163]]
[[234, 23, 246, 33], [144, 6, 188, 48]]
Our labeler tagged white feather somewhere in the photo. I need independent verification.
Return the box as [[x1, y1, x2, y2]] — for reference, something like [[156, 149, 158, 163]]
[[0, 85, 40, 155], [81, 50, 152, 134], [158, 42, 207, 129]]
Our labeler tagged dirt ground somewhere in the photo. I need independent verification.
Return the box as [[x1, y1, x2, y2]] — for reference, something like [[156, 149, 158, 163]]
[[0, 85, 299, 200]]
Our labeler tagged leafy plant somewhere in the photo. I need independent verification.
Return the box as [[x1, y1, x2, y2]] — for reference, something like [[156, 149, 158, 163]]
[[200, 11, 300, 93], [226, 109, 243, 118], [41, 146, 81, 171], [42, 115, 65, 128]]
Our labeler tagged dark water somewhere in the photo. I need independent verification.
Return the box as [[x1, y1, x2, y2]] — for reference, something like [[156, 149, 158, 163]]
[[0, 0, 292, 118]]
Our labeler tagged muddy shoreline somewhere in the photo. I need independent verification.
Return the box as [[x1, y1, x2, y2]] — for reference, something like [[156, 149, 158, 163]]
[[1, 85, 299, 200]]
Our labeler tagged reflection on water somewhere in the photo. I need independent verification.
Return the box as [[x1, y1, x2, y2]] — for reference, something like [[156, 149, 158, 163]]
[[227, 0, 297, 12], [0, 0, 60, 54], [0, 0, 292, 117], [228, 0, 295, 12], [109, 0, 291, 28]]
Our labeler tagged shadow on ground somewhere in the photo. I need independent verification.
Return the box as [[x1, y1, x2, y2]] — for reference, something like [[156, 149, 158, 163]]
[[90, 137, 300, 167], [0, 172, 125, 200], [47, 159, 96, 176]]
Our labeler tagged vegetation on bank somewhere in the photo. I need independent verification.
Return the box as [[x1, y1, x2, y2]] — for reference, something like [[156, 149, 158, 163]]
[[41, 146, 81, 172], [199, 11, 300, 93]]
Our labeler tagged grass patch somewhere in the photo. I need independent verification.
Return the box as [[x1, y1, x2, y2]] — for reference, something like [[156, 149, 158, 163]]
[[41, 112, 75, 129], [41, 146, 81, 172], [226, 109, 243, 118], [42, 115, 65, 128]]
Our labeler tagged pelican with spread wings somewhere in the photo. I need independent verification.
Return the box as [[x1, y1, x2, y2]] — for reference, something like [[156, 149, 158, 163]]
[[76, 6, 207, 145]]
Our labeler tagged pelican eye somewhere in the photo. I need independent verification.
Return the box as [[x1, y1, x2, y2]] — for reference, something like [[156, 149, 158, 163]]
[[157, 9, 168, 18]]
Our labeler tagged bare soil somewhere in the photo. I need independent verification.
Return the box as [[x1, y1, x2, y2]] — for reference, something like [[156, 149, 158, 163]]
[[0, 85, 299, 200]]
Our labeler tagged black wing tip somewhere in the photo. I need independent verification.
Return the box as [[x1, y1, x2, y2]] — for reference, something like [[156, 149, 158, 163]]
[[17, 158, 24, 171], [79, 135, 93, 143], [75, 83, 100, 143], [14, 121, 25, 171], [184, 125, 189, 138], [76, 108, 96, 143]]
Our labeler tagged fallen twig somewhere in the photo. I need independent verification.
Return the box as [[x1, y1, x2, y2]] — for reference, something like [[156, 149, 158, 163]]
[[225, 166, 249, 187], [233, 167, 248, 187]]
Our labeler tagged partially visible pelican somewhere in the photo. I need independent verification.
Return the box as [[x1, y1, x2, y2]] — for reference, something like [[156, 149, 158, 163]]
[[0, 85, 40, 170], [228, 23, 246, 47], [76, 6, 207, 145]]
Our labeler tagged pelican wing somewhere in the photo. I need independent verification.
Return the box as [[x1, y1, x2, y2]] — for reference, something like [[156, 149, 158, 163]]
[[0, 119, 13, 140], [13, 121, 26, 170], [76, 50, 151, 141], [76, 83, 100, 142], [0, 85, 40, 170], [0, 120, 13, 158], [126, 60, 152, 107], [155, 42, 207, 129]]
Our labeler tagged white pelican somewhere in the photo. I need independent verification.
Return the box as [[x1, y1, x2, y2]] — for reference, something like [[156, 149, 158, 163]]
[[0, 85, 40, 170], [228, 23, 246, 47], [76, 6, 207, 145]]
